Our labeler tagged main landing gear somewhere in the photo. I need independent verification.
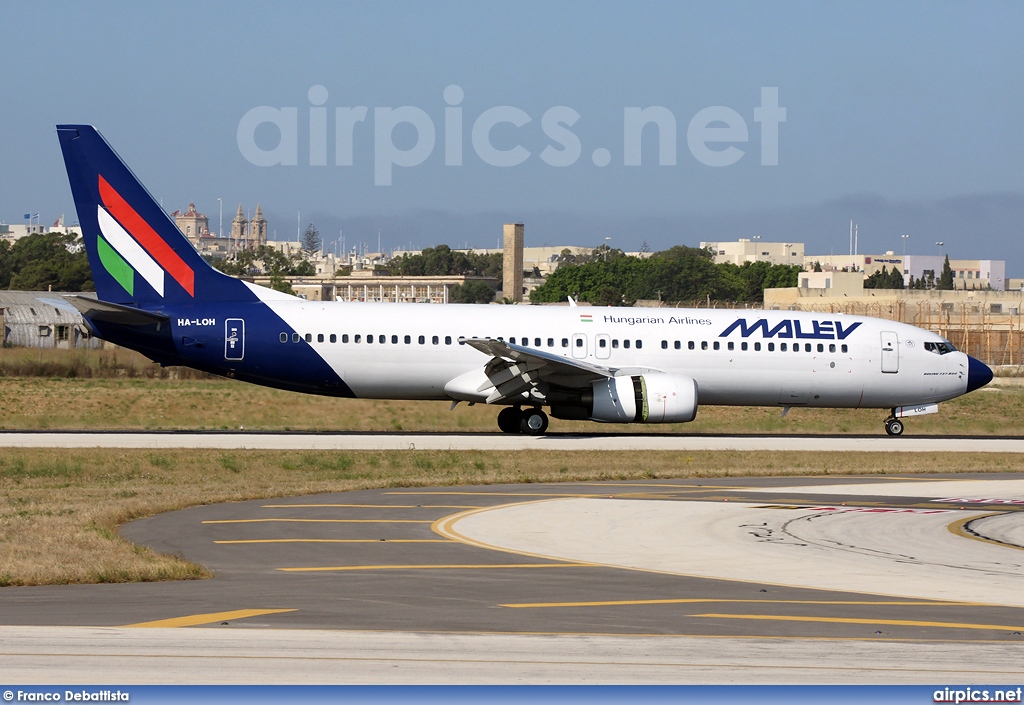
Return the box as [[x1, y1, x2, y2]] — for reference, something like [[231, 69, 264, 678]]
[[497, 406, 550, 435], [884, 415, 905, 436]]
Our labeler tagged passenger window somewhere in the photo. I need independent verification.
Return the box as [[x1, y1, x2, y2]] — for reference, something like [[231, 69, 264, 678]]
[[674, 341, 681, 350], [509, 337, 516, 345], [661, 340, 668, 349], [624, 340, 631, 349], [404, 335, 411, 344], [805, 343, 812, 352], [599, 339, 607, 348], [292, 333, 300, 343], [379, 335, 385, 344], [728, 342, 735, 351], [392, 335, 398, 344], [636, 340, 642, 349], [445, 336, 452, 345], [342, 334, 349, 343], [612, 339, 619, 349], [367, 335, 374, 344], [575, 338, 583, 347], [768, 342, 774, 352], [305, 333, 312, 343], [561, 338, 569, 348], [432, 335, 439, 345], [754, 342, 761, 351], [816, 343, 824, 353], [354, 334, 361, 343], [547, 338, 554, 347], [701, 341, 708, 350], [317, 333, 324, 343], [829, 343, 836, 353], [688, 341, 695, 350], [419, 335, 425, 344], [534, 338, 542, 347], [841, 344, 848, 353], [713, 341, 720, 350], [279, 333, 287, 343], [780, 342, 787, 351]]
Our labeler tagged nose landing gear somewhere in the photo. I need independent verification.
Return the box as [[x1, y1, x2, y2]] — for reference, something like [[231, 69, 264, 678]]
[[497, 406, 549, 435], [884, 416, 904, 436]]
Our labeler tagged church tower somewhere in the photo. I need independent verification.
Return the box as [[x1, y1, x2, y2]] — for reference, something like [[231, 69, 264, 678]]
[[230, 203, 248, 246], [250, 203, 267, 247]]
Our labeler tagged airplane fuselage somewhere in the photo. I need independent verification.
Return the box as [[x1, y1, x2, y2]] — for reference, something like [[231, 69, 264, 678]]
[[101, 298, 972, 411]]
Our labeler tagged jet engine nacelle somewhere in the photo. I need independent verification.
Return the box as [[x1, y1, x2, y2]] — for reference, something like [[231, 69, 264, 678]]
[[589, 373, 698, 423]]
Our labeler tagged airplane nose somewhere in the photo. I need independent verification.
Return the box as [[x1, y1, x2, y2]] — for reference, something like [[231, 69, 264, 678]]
[[966, 356, 993, 393]]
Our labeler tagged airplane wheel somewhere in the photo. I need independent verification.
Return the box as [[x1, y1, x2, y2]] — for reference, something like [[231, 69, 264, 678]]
[[497, 407, 522, 434], [885, 418, 904, 436], [520, 408, 549, 435]]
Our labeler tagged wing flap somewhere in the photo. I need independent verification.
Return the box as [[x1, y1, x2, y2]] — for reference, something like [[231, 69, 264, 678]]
[[449, 337, 620, 405]]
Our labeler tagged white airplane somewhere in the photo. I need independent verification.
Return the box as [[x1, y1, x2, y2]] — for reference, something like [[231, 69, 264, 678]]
[[57, 125, 993, 436]]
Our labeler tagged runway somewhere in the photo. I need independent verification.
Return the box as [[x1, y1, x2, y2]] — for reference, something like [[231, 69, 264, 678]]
[[2, 473, 1024, 683], [2, 430, 1024, 452]]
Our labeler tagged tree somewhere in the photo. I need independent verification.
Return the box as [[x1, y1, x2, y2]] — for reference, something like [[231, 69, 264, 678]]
[[0, 232, 93, 291], [937, 255, 954, 290], [212, 244, 315, 278], [301, 223, 322, 255], [450, 279, 496, 304]]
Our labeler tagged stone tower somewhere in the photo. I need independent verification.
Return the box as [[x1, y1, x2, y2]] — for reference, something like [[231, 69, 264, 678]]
[[502, 223, 524, 303], [250, 203, 267, 247], [230, 204, 248, 246]]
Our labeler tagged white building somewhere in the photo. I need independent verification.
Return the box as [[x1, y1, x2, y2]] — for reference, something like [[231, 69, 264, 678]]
[[702, 239, 805, 266]]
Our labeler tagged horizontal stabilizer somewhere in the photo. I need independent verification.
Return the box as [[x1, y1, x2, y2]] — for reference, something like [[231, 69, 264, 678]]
[[62, 295, 169, 326]]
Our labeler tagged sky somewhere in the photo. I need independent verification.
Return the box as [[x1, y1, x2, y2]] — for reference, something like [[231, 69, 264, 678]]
[[2, 1, 1023, 272]]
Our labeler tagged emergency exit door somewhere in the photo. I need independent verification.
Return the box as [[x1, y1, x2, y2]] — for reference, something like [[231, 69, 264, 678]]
[[880, 331, 898, 373]]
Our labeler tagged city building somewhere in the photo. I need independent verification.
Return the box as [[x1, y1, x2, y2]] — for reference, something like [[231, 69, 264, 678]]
[[0, 218, 83, 243], [176, 202, 268, 259], [252, 273, 497, 303], [702, 239, 805, 266], [805, 253, 1005, 290]]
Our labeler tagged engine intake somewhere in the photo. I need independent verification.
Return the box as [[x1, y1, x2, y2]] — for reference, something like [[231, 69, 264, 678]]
[[587, 373, 698, 424]]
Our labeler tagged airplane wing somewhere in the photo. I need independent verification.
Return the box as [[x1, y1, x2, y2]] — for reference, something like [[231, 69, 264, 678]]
[[448, 337, 654, 405]]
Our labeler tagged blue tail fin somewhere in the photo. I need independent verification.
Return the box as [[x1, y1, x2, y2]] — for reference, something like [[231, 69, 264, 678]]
[[57, 125, 255, 306]]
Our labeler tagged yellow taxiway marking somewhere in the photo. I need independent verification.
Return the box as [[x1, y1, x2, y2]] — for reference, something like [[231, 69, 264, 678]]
[[202, 518, 432, 524], [215, 539, 454, 544], [694, 614, 1024, 631], [261, 504, 483, 509], [122, 608, 295, 628], [948, 513, 1024, 551], [279, 563, 598, 572], [502, 598, 968, 609]]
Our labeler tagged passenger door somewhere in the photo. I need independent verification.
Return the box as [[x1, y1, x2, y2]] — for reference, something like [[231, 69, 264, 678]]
[[880, 331, 898, 373], [595, 333, 611, 359]]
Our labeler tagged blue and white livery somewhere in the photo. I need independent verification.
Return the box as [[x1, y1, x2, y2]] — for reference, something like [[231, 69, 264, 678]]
[[56, 125, 993, 436]]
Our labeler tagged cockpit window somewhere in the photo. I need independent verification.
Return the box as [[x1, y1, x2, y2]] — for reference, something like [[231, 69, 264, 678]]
[[924, 340, 957, 355]]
